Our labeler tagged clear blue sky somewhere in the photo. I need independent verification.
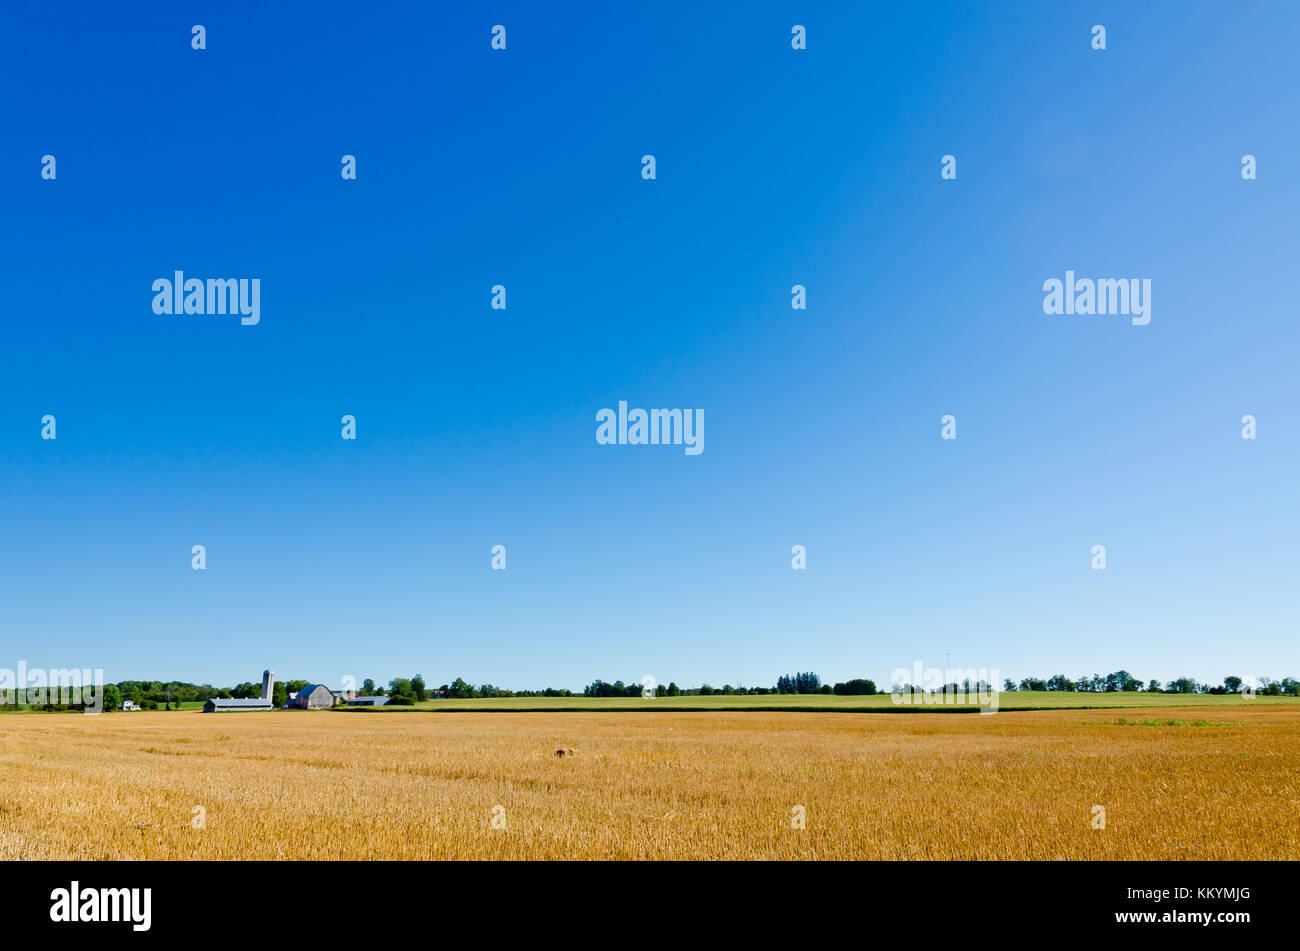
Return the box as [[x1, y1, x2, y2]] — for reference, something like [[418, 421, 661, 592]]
[[2, 1, 1297, 691]]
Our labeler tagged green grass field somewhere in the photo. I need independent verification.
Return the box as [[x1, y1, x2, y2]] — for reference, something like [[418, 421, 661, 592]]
[[339, 691, 1300, 713]]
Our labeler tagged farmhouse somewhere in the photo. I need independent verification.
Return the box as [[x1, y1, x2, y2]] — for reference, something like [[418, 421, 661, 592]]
[[204, 669, 275, 712], [289, 684, 335, 709], [346, 695, 389, 707]]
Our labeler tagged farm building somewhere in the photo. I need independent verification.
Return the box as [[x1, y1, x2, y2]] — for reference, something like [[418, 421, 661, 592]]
[[289, 684, 334, 709], [346, 695, 389, 707], [204, 669, 275, 712], [204, 697, 274, 712]]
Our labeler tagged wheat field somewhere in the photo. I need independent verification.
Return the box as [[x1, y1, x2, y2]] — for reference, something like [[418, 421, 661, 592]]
[[2, 707, 1296, 860]]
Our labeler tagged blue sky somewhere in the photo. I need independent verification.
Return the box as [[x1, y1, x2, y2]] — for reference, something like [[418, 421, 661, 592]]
[[2, 1, 1297, 690]]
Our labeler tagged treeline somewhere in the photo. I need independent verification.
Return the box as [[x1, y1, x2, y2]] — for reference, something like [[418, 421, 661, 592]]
[[580, 672, 879, 697], [2, 679, 263, 713], [436, 677, 574, 700], [14, 668, 1298, 714], [1003, 672, 1300, 696], [355, 676, 578, 701], [359, 672, 882, 699], [78, 671, 888, 706]]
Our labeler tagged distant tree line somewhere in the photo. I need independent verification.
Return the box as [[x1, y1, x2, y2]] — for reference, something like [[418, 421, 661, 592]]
[[1002, 671, 1300, 696], [341, 672, 882, 700], [573, 673, 878, 697], [2, 679, 252, 713], [436, 677, 576, 699], [10, 667, 1296, 714]]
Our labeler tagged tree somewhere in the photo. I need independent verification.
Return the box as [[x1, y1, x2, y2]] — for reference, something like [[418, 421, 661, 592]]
[[361, 678, 377, 695], [1146, 679, 1161, 693], [411, 674, 427, 702], [101, 684, 122, 712], [446, 677, 476, 699], [272, 681, 288, 707], [797, 672, 821, 694], [388, 678, 415, 700], [833, 679, 877, 696], [1104, 671, 1134, 693], [1223, 676, 1243, 695], [775, 672, 822, 694], [667, 682, 681, 696]]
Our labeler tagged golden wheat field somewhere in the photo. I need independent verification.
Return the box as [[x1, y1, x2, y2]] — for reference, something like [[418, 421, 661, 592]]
[[2, 707, 1297, 860]]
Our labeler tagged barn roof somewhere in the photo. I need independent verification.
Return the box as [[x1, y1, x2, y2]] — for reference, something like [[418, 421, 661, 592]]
[[206, 698, 273, 708]]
